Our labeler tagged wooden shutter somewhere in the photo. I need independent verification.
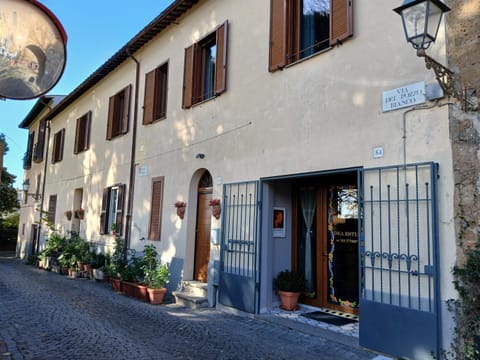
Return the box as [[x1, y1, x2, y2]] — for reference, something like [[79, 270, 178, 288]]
[[121, 85, 131, 135], [48, 195, 57, 224], [269, 0, 288, 72], [85, 111, 91, 151], [52, 129, 65, 163], [182, 45, 194, 109], [157, 63, 168, 119], [58, 129, 65, 162], [100, 187, 109, 235], [116, 184, 126, 236], [36, 120, 46, 161], [107, 95, 115, 140], [330, 0, 353, 46], [143, 69, 155, 125], [148, 177, 164, 240], [215, 21, 228, 95], [74, 116, 81, 154]]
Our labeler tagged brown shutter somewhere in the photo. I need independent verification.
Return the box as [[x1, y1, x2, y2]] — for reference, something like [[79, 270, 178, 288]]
[[74, 116, 81, 154], [85, 111, 91, 151], [215, 21, 228, 95], [58, 128, 65, 162], [107, 95, 115, 140], [116, 184, 126, 236], [36, 120, 46, 161], [182, 45, 194, 109], [148, 177, 164, 240], [121, 85, 131, 135], [330, 0, 353, 46], [269, 0, 288, 72], [100, 187, 109, 235], [48, 195, 57, 224], [143, 70, 155, 125], [158, 63, 168, 118]]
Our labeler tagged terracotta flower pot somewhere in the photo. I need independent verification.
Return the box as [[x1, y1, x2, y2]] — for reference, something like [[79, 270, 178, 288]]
[[147, 287, 167, 305], [211, 204, 221, 219], [278, 290, 300, 311], [176, 206, 186, 220]]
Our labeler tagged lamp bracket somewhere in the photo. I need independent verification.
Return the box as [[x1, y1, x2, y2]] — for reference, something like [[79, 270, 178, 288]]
[[417, 49, 456, 98]]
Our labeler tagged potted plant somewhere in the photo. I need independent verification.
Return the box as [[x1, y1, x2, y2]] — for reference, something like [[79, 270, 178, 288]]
[[174, 201, 186, 220], [146, 263, 170, 305], [111, 223, 116, 235], [65, 210, 73, 220], [274, 269, 306, 311]]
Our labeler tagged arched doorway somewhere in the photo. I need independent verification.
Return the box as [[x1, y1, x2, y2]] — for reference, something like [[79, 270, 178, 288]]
[[194, 171, 212, 282]]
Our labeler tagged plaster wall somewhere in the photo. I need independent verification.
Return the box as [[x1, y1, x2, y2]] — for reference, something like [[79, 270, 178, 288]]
[[128, 0, 455, 298]]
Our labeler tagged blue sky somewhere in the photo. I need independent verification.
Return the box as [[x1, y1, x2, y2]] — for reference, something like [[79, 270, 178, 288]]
[[1, 0, 173, 187]]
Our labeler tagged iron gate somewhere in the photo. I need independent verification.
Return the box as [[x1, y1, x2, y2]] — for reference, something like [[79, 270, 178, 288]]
[[218, 181, 260, 313], [359, 162, 440, 359]]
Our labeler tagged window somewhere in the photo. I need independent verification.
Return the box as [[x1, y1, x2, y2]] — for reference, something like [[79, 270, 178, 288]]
[[48, 195, 57, 225], [52, 129, 65, 163], [143, 63, 168, 125], [74, 111, 92, 154], [106, 85, 131, 140], [182, 21, 228, 108], [148, 177, 164, 240], [269, 0, 353, 71], [100, 184, 125, 235]]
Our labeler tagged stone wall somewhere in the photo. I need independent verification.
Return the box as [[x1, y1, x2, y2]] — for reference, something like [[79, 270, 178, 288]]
[[446, 0, 480, 262]]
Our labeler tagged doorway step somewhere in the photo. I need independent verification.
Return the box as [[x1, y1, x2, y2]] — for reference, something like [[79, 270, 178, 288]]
[[172, 280, 209, 309]]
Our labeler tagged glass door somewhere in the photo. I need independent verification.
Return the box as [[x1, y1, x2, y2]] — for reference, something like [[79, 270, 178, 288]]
[[294, 176, 359, 314]]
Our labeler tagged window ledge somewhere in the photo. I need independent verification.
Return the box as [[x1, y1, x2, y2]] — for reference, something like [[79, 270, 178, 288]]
[[285, 46, 333, 70]]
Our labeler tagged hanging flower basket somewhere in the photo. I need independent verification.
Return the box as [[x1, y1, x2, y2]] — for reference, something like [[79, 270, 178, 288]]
[[174, 201, 186, 220], [209, 198, 221, 220], [65, 210, 72, 221]]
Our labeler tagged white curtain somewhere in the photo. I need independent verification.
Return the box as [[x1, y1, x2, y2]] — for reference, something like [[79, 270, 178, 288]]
[[300, 189, 316, 291]]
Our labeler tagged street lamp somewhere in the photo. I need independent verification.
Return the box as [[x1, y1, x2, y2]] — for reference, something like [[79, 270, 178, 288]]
[[393, 0, 458, 99], [22, 179, 41, 201]]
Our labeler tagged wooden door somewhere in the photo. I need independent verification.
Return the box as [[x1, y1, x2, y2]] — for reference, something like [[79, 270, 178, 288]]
[[194, 188, 212, 282]]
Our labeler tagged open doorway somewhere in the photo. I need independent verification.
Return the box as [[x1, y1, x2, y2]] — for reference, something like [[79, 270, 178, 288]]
[[292, 172, 359, 315]]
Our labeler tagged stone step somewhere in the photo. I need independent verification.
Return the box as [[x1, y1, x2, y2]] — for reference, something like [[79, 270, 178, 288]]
[[172, 291, 209, 310], [172, 280, 209, 310], [182, 280, 208, 298]]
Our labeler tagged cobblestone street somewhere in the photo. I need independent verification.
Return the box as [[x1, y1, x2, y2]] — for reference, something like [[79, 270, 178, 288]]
[[0, 253, 386, 360]]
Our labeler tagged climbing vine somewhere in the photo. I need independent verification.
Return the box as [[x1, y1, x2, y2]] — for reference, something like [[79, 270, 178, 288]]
[[446, 243, 480, 359]]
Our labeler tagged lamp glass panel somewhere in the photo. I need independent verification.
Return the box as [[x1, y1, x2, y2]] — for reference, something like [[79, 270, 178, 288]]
[[401, 2, 428, 47], [426, 1, 444, 42]]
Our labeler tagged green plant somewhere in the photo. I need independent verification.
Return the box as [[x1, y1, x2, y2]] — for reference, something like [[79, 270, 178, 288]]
[[109, 238, 127, 278], [445, 244, 480, 360], [274, 269, 306, 293], [90, 252, 106, 269], [44, 233, 66, 258], [141, 244, 159, 285], [146, 263, 170, 289]]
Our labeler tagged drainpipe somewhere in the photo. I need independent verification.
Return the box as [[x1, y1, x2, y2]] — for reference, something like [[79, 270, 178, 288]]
[[35, 118, 51, 255], [124, 47, 140, 258]]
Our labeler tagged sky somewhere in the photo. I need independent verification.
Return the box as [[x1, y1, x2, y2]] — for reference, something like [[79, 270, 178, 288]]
[[1, 0, 174, 188]]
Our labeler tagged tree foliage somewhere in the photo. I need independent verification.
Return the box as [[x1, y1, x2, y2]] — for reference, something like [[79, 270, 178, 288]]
[[0, 134, 19, 215], [0, 133, 9, 154]]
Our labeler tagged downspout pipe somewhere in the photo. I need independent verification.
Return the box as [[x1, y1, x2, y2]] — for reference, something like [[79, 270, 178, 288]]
[[36, 119, 51, 255], [124, 47, 140, 259]]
